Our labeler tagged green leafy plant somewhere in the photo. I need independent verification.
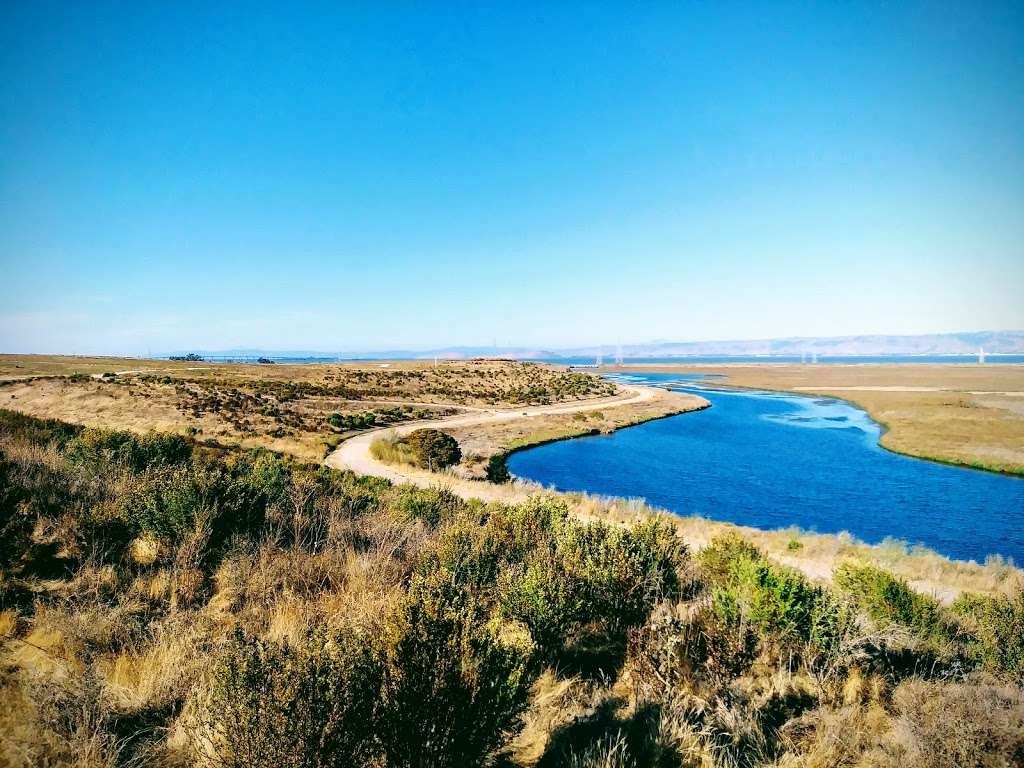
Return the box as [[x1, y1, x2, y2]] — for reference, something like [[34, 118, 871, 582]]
[[953, 589, 1024, 682], [834, 562, 955, 645]]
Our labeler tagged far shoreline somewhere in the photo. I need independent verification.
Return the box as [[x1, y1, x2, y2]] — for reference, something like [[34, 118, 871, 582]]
[[597, 362, 1024, 476]]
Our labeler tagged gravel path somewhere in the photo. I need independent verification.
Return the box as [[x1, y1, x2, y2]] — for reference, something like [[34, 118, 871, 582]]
[[323, 384, 660, 502]]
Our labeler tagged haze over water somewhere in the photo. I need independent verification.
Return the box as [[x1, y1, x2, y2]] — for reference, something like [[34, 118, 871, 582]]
[[508, 373, 1024, 564]]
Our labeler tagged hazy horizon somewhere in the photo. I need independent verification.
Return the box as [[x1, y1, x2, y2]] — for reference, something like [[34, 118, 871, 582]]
[[4, 328, 1024, 359], [3, 2, 1023, 354]]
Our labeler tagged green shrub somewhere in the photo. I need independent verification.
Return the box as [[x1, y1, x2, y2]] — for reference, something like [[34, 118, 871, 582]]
[[66, 428, 192, 472], [205, 628, 381, 768], [559, 518, 687, 633], [0, 408, 82, 448], [704, 535, 848, 658], [699, 533, 764, 585], [417, 498, 570, 592], [403, 428, 461, 471], [114, 464, 219, 541], [390, 485, 466, 527], [328, 411, 379, 431], [0, 453, 38, 569], [379, 575, 537, 768], [953, 590, 1024, 682], [498, 548, 585, 659], [627, 606, 758, 697], [834, 562, 953, 644], [493, 496, 570, 556], [722, 557, 821, 641], [110, 449, 288, 547], [486, 453, 511, 483], [498, 515, 686, 657]]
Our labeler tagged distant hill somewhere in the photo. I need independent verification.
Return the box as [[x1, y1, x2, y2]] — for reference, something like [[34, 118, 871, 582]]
[[171, 331, 1024, 361], [557, 330, 1024, 358]]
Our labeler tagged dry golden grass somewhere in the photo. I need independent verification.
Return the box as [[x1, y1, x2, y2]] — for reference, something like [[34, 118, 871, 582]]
[[0, 609, 18, 640], [369, 431, 418, 467], [0, 357, 612, 461], [613, 363, 1024, 474], [2, 401, 1022, 766]]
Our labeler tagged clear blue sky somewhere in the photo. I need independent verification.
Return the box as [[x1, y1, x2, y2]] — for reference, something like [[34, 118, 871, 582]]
[[2, 1, 1023, 354]]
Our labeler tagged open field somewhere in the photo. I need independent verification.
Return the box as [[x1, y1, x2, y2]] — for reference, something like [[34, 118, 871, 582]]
[[609, 363, 1024, 475], [0, 356, 616, 462]]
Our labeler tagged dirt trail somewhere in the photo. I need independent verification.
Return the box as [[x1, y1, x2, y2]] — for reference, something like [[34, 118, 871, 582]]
[[324, 384, 665, 502]]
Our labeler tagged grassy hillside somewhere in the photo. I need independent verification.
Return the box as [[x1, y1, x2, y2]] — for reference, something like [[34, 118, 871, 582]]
[[0, 359, 616, 462], [1, 409, 1022, 767]]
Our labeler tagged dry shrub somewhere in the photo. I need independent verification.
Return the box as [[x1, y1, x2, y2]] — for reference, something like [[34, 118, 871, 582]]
[[129, 535, 163, 566], [783, 678, 1024, 767], [369, 432, 417, 467], [509, 670, 616, 765], [778, 700, 893, 767], [0, 608, 19, 639], [192, 627, 381, 768], [2, 668, 124, 768], [9, 622, 82, 679], [563, 730, 634, 768], [868, 678, 1024, 767], [101, 614, 207, 713], [264, 597, 314, 646]]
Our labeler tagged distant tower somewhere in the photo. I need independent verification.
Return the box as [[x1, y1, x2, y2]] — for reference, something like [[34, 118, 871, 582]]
[[615, 343, 624, 366], [812, 352, 818, 365], [801, 351, 806, 365], [979, 347, 985, 365], [596, 353, 604, 367]]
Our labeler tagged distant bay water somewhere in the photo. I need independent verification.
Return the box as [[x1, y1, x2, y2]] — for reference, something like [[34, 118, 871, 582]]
[[507, 372, 1024, 564]]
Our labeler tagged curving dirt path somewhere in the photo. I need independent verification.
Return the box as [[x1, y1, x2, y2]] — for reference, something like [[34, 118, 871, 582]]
[[324, 384, 665, 502]]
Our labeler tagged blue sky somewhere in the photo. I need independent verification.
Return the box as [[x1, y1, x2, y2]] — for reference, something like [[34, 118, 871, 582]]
[[2, 1, 1023, 354]]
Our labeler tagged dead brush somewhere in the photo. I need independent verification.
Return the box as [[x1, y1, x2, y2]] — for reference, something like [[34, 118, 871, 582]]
[[509, 670, 616, 766], [101, 613, 208, 714], [14, 665, 129, 768]]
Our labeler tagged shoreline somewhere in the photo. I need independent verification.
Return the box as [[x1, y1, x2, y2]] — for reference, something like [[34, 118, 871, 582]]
[[323, 379, 1021, 600], [325, 383, 707, 503], [603, 363, 1024, 477]]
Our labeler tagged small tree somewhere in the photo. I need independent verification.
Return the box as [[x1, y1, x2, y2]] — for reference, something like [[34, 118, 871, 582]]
[[404, 429, 461, 471]]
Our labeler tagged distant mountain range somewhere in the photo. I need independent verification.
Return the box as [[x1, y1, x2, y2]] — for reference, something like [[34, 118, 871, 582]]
[[171, 330, 1024, 361]]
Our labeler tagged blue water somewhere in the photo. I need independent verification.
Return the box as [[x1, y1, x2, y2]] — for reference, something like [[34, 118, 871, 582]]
[[508, 373, 1024, 564]]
